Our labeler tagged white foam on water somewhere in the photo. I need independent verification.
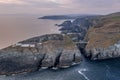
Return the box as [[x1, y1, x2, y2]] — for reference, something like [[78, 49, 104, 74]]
[[61, 66, 70, 68], [78, 68, 90, 80], [105, 65, 110, 77], [52, 67, 58, 70], [41, 67, 48, 69]]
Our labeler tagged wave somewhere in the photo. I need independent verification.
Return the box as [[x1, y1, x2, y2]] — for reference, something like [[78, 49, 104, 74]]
[[78, 68, 90, 80]]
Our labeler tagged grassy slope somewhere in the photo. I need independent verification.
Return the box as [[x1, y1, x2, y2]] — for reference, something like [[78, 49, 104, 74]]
[[85, 12, 120, 49], [42, 35, 76, 51]]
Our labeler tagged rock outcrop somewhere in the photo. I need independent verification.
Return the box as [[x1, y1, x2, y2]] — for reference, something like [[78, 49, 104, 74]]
[[58, 16, 100, 41], [57, 12, 120, 60], [84, 12, 120, 60], [57, 16, 100, 53], [0, 34, 82, 75], [85, 41, 120, 60]]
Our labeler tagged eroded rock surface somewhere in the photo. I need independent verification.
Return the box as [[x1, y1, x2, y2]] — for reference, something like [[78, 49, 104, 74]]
[[85, 41, 120, 60], [84, 12, 120, 60], [0, 34, 82, 75]]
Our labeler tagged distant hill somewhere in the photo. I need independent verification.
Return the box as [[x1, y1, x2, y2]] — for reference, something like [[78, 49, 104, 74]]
[[39, 14, 95, 20]]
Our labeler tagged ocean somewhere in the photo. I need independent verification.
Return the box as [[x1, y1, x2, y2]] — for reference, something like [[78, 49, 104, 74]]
[[0, 14, 63, 49]]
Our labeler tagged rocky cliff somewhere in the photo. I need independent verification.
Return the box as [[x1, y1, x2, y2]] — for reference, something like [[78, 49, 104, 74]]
[[57, 12, 120, 60], [58, 16, 100, 41], [57, 16, 100, 53], [0, 34, 82, 75], [84, 12, 120, 60]]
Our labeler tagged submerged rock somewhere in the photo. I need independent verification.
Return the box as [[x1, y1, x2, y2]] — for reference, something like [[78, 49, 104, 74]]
[[0, 34, 82, 75]]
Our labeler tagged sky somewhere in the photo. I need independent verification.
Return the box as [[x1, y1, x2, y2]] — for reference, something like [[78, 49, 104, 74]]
[[0, 0, 120, 15]]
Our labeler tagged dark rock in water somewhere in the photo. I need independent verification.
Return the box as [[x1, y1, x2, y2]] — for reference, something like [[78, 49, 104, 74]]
[[0, 34, 82, 75]]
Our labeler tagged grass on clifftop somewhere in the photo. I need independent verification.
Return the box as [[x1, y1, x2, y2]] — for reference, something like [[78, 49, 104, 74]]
[[63, 35, 76, 49], [85, 13, 120, 49], [42, 35, 76, 51]]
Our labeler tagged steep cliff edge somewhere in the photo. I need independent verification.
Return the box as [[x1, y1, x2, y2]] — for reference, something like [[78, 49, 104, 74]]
[[57, 16, 100, 53], [0, 34, 82, 75], [57, 16, 100, 41], [84, 12, 120, 60], [56, 12, 120, 60]]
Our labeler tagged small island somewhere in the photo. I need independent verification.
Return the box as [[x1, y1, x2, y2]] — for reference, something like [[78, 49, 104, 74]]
[[39, 14, 93, 20]]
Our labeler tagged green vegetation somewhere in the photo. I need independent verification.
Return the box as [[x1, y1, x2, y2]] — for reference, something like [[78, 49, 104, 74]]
[[85, 12, 120, 49], [63, 35, 75, 49], [111, 16, 120, 20]]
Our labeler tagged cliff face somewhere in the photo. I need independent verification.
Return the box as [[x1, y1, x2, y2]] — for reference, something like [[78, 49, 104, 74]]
[[56, 12, 120, 60], [0, 34, 82, 75], [84, 12, 120, 60], [58, 16, 100, 41]]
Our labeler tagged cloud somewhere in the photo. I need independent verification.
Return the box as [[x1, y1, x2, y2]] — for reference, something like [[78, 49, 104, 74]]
[[0, 0, 25, 4], [0, 0, 119, 15]]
